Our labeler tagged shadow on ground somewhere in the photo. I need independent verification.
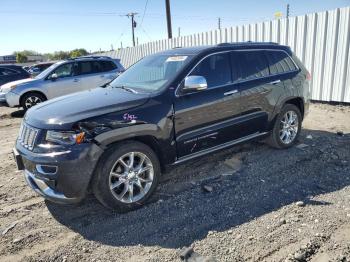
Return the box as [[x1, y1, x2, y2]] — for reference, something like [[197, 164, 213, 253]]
[[47, 129, 350, 249]]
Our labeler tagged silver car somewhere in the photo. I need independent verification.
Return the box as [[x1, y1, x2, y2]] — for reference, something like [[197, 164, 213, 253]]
[[0, 56, 124, 110]]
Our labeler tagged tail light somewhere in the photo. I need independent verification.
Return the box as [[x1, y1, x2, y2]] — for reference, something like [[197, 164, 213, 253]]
[[306, 72, 311, 81]]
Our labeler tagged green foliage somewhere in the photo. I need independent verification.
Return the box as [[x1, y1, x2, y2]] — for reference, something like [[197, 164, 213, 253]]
[[13, 48, 90, 62], [13, 50, 38, 56], [16, 53, 28, 63], [70, 48, 88, 58]]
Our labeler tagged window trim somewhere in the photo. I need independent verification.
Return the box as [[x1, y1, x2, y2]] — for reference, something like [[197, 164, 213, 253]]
[[175, 48, 300, 97], [45, 62, 75, 80]]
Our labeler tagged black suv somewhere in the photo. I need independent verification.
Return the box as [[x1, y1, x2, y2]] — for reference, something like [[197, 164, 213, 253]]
[[13, 42, 310, 211]]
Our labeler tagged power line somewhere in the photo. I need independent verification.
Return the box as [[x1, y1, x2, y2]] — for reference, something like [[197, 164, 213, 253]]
[[140, 0, 149, 27], [138, 24, 153, 42]]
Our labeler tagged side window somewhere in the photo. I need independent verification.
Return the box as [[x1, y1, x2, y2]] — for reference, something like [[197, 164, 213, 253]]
[[51, 63, 73, 78], [78, 61, 94, 75], [266, 51, 298, 75], [0, 68, 18, 76], [231, 51, 269, 81], [190, 53, 231, 88], [99, 61, 117, 72], [91, 61, 104, 73]]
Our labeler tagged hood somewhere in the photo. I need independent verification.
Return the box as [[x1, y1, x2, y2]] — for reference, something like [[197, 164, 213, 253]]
[[25, 87, 150, 130], [1, 78, 35, 92]]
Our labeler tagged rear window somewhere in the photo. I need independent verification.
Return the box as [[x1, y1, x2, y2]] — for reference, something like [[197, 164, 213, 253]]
[[231, 51, 269, 81], [0, 68, 19, 76], [101, 61, 117, 71], [265, 50, 298, 74], [78, 61, 93, 75]]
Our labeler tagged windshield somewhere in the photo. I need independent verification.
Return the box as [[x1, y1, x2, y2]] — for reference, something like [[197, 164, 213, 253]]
[[109, 54, 193, 92], [35, 63, 59, 79]]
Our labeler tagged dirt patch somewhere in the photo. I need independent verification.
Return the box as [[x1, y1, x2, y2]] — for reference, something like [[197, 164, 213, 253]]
[[0, 103, 349, 261]]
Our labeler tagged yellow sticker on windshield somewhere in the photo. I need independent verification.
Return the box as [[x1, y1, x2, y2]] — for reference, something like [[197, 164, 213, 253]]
[[166, 56, 188, 62]]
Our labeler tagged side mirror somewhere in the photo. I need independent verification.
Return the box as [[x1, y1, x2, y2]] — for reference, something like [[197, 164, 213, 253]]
[[183, 75, 208, 92], [50, 73, 58, 81]]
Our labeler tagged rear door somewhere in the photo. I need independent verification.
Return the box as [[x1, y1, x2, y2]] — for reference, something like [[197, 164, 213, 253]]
[[265, 50, 300, 99], [77, 61, 115, 90], [232, 50, 282, 135], [100, 60, 120, 82], [174, 52, 243, 157]]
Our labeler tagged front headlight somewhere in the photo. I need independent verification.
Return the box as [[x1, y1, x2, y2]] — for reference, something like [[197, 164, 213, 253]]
[[46, 131, 85, 145]]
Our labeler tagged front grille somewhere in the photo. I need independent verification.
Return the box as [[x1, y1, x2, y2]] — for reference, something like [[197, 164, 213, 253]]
[[18, 122, 39, 151]]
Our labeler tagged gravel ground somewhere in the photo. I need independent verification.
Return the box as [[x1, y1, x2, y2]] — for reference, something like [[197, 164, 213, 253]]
[[0, 103, 349, 262]]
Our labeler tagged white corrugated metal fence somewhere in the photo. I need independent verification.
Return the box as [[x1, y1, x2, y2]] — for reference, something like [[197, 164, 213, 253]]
[[101, 7, 350, 103]]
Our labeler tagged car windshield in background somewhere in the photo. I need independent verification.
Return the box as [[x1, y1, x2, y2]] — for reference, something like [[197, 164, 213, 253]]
[[109, 54, 193, 92], [35, 63, 58, 79]]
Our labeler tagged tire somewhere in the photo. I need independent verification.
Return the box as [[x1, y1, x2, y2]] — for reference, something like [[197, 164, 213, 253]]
[[92, 141, 161, 212], [266, 104, 302, 149], [21, 92, 46, 110]]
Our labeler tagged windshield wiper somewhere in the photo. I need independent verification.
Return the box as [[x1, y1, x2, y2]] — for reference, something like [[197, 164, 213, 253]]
[[114, 85, 138, 94]]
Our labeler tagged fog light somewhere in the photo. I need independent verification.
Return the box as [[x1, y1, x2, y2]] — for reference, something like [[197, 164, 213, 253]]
[[36, 164, 58, 175]]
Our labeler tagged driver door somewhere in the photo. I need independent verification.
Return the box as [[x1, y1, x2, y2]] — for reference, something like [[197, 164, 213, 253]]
[[45, 62, 81, 99], [174, 52, 243, 157]]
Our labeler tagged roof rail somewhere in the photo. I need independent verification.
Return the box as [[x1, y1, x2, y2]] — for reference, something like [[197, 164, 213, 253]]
[[217, 41, 279, 47], [67, 55, 112, 60]]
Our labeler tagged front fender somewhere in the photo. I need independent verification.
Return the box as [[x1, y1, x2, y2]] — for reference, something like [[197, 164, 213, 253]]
[[94, 124, 161, 147]]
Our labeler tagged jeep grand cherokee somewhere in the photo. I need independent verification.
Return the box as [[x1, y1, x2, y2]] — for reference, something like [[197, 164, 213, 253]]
[[13, 42, 310, 212]]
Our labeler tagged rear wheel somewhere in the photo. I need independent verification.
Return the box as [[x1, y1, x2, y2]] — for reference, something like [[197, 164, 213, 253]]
[[266, 104, 302, 149], [21, 92, 46, 110], [92, 141, 160, 212]]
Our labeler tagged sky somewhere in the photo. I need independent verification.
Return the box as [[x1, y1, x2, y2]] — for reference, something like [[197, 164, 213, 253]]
[[0, 0, 349, 55]]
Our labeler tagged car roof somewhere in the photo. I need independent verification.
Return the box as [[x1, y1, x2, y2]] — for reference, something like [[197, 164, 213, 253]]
[[66, 56, 116, 62], [156, 42, 293, 56], [0, 64, 23, 68]]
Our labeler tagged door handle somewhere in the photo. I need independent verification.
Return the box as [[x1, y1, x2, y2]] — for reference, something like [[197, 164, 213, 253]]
[[224, 90, 238, 96], [73, 79, 79, 82], [269, 79, 281, 85], [100, 75, 105, 78]]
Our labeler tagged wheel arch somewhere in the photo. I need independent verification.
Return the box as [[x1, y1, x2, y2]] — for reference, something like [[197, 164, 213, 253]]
[[268, 96, 305, 131], [20, 90, 47, 105], [94, 127, 173, 172]]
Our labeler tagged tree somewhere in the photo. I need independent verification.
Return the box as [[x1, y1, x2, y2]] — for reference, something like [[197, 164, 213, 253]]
[[16, 53, 28, 63], [69, 48, 88, 58], [51, 51, 70, 60]]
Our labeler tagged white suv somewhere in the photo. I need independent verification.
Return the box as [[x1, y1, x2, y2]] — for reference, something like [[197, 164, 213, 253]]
[[1, 56, 124, 110]]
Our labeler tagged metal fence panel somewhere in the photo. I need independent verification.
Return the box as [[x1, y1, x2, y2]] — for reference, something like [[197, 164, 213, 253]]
[[100, 7, 350, 103]]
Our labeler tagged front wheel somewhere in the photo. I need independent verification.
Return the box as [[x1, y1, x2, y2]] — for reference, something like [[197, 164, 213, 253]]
[[92, 141, 160, 212], [21, 92, 46, 110], [266, 104, 302, 149]]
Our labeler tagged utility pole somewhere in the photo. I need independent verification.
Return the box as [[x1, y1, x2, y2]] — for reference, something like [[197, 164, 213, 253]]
[[286, 4, 290, 18], [218, 17, 221, 30], [178, 27, 181, 37], [126, 12, 138, 47], [165, 0, 172, 38]]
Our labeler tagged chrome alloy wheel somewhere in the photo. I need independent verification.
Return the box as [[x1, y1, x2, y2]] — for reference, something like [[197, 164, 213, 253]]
[[109, 152, 154, 203], [279, 110, 299, 144], [25, 96, 42, 108]]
